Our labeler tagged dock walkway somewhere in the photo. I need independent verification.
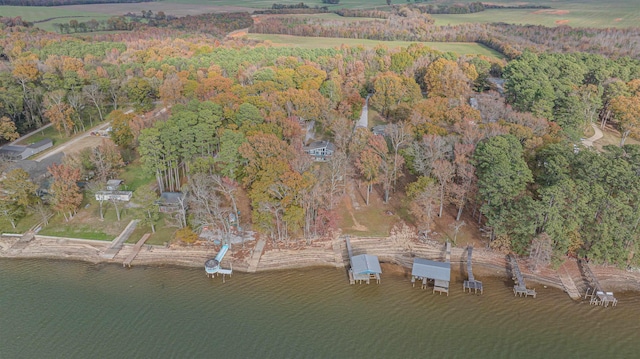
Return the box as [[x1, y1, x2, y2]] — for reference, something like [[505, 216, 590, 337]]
[[581, 260, 617, 307], [123, 233, 151, 267], [463, 246, 483, 294], [509, 254, 536, 298], [557, 261, 581, 300], [101, 220, 138, 259]]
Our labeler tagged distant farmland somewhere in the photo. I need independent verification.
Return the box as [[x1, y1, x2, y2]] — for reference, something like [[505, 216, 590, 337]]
[[246, 33, 504, 58], [2, 0, 639, 32]]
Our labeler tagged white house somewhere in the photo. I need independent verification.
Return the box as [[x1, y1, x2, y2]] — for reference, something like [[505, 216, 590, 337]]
[[95, 190, 132, 202]]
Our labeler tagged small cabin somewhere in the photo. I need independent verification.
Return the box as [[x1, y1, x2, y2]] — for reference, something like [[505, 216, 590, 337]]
[[157, 192, 186, 213], [106, 179, 124, 191]]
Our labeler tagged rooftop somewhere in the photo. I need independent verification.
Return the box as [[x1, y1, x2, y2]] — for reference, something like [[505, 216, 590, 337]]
[[351, 254, 382, 275], [411, 258, 451, 282]]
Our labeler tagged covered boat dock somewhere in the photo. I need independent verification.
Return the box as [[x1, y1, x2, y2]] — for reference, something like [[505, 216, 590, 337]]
[[411, 258, 451, 295]]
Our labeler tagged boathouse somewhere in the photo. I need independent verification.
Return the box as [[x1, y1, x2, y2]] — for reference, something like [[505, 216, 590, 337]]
[[350, 254, 382, 284], [411, 258, 451, 295]]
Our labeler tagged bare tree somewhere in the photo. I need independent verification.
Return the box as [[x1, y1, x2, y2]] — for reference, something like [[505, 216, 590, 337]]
[[448, 220, 466, 245], [432, 159, 455, 218], [29, 200, 53, 227], [110, 197, 123, 221], [386, 121, 412, 189], [324, 150, 347, 209], [83, 83, 105, 122], [529, 232, 553, 272], [186, 174, 231, 241]]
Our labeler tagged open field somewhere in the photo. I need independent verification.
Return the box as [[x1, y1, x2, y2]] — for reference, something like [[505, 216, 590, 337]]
[[247, 34, 504, 57], [3, 0, 639, 31]]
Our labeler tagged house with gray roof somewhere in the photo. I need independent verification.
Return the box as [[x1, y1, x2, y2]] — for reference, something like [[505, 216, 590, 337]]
[[303, 140, 336, 162], [0, 139, 52, 161]]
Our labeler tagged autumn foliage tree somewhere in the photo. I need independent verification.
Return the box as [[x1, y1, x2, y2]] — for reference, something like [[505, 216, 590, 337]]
[[49, 163, 83, 221]]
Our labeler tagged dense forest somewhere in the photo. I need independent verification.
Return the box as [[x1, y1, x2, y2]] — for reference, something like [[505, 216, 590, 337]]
[[2, 12, 640, 268]]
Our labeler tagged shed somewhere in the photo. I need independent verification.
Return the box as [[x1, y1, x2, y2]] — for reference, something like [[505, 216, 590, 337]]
[[411, 258, 451, 295], [157, 191, 186, 213], [106, 179, 124, 191]]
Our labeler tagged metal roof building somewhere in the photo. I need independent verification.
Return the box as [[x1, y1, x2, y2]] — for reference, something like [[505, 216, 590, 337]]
[[351, 254, 382, 275], [411, 258, 451, 296]]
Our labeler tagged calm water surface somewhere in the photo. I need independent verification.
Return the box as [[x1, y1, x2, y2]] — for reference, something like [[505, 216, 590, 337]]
[[1, 259, 639, 358]]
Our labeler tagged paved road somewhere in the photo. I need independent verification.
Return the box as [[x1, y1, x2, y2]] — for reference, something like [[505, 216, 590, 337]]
[[355, 95, 370, 130]]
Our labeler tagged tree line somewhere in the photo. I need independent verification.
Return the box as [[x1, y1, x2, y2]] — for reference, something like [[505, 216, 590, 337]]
[[2, 17, 640, 267]]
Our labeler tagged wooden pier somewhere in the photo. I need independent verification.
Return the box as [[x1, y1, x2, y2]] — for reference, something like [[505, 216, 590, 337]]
[[508, 254, 536, 298], [463, 246, 483, 294], [580, 260, 617, 307], [122, 233, 150, 268]]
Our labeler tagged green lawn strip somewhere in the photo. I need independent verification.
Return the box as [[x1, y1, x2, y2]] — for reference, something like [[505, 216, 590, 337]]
[[16, 125, 66, 146], [37, 215, 113, 240], [118, 161, 155, 192], [0, 6, 104, 22], [36, 15, 112, 33], [0, 213, 39, 234], [247, 34, 503, 58]]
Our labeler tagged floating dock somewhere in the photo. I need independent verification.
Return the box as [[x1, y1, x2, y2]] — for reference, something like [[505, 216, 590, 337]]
[[205, 244, 233, 282], [463, 246, 483, 294], [509, 254, 536, 298], [580, 260, 617, 307]]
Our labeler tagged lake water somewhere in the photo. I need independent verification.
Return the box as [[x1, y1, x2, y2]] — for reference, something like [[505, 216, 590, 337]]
[[1, 259, 639, 358]]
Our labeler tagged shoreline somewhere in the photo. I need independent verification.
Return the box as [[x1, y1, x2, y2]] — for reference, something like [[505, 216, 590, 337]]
[[2, 233, 640, 295]]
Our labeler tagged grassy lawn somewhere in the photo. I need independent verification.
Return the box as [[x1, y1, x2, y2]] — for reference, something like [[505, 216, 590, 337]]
[[38, 195, 130, 240], [118, 161, 155, 192], [0, 214, 39, 234], [127, 215, 176, 246], [247, 34, 504, 58], [16, 125, 66, 147]]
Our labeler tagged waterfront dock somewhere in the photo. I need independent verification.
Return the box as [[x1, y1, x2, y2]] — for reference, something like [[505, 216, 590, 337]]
[[345, 236, 381, 284], [463, 246, 483, 294], [122, 233, 150, 268], [581, 260, 617, 307], [509, 254, 536, 298], [410, 242, 452, 296]]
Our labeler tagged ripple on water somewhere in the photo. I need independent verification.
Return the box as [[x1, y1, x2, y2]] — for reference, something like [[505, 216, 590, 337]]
[[1, 259, 640, 358]]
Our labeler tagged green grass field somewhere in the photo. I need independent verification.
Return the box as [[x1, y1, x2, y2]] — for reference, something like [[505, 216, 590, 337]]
[[0, 5, 103, 21], [2, 0, 639, 31], [248, 33, 504, 57]]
